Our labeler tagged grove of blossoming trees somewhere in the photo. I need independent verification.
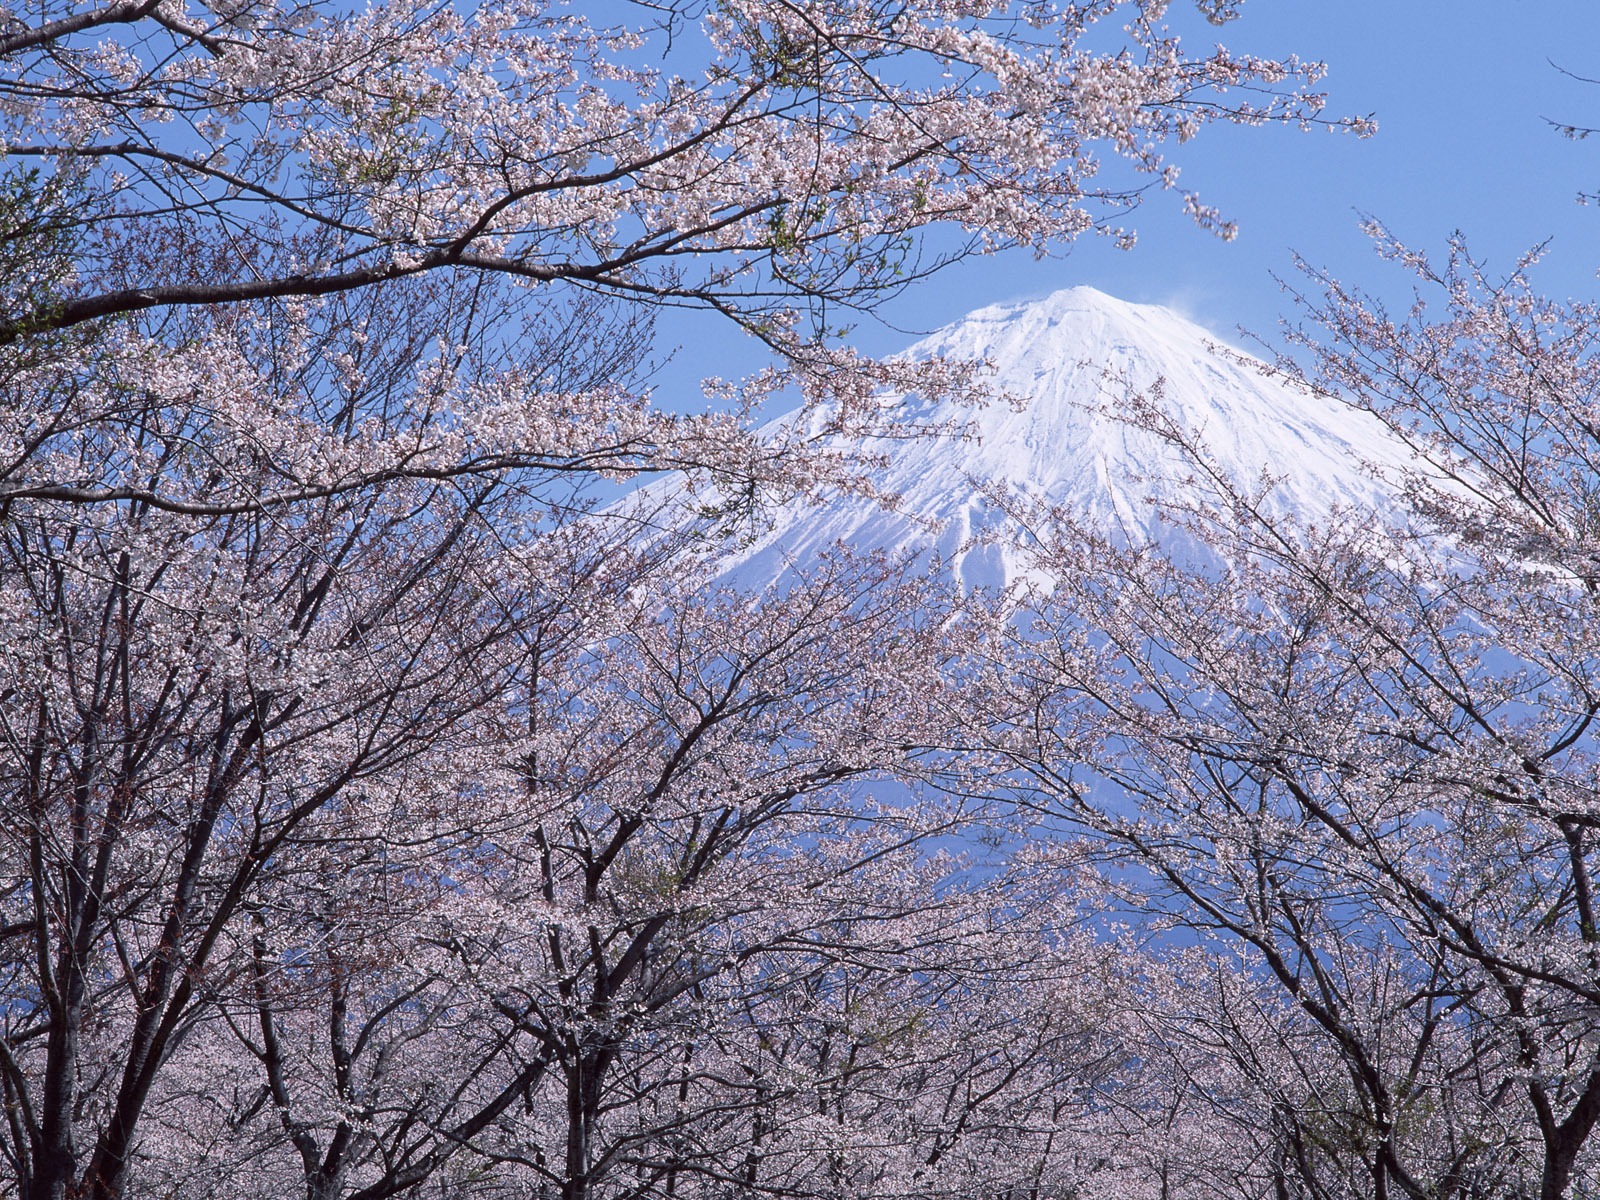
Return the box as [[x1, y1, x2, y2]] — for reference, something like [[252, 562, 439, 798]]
[[0, 1, 1363, 1199]]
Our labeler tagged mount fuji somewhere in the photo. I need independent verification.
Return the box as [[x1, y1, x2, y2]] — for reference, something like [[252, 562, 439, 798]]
[[628, 286, 1409, 590]]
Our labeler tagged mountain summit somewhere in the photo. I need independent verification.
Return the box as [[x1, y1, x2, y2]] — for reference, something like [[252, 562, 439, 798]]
[[643, 287, 1407, 591]]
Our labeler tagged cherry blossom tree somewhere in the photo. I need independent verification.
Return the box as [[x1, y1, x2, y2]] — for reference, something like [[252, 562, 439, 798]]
[[3, 0, 1356, 344], [996, 236, 1600, 1200]]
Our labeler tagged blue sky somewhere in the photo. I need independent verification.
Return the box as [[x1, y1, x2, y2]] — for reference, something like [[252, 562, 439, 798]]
[[655, 2, 1600, 400], [910, 1, 1600, 348]]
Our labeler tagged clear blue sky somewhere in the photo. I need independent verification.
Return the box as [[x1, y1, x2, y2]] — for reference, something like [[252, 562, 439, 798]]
[[656, 2, 1600, 399], [892, 1, 1600, 347]]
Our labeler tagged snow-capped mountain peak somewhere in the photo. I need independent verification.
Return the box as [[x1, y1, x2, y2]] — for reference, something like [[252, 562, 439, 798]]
[[632, 286, 1407, 591]]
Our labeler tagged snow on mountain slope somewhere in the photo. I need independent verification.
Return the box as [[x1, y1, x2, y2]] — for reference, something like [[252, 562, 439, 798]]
[[627, 287, 1410, 591]]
